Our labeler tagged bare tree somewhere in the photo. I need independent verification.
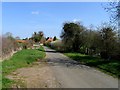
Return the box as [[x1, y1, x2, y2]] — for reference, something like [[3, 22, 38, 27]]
[[105, 1, 120, 39], [2, 32, 20, 59]]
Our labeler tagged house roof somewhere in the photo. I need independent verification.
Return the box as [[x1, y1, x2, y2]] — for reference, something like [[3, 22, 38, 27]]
[[16, 40, 27, 43]]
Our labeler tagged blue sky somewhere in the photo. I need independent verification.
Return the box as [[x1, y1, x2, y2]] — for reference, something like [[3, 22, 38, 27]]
[[2, 2, 110, 39]]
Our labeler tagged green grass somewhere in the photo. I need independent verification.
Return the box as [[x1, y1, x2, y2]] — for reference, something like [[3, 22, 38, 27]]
[[64, 53, 120, 78], [2, 77, 14, 89], [0, 62, 2, 90], [2, 46, 46, 88]]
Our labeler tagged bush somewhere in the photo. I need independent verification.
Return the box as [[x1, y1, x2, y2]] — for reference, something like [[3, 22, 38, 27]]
[[50, 40, 65, 52], [2, 36, 20, 59]]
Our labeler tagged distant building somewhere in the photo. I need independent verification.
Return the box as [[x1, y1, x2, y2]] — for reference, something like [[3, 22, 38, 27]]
[[16, 40, 27, 44], [45, 37, 53, 43]]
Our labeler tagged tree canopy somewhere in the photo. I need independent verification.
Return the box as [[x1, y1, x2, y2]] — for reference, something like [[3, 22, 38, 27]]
[[61, 22, 85, 52]]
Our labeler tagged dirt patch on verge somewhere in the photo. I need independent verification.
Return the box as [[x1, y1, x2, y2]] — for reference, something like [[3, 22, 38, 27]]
[[6, 61, 60, 88]]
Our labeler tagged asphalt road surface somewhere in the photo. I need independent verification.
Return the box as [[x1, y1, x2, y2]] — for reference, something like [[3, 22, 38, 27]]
[[44, 46, 118, 88]]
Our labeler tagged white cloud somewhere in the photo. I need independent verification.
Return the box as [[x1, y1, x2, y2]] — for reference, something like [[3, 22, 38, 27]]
[[31, 11, 39, 15], [73, 19, 80, 22]]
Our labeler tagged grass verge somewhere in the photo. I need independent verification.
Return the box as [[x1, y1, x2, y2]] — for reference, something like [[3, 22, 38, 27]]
[[64, 53, 120, 78], [2, 46, 46, 88]]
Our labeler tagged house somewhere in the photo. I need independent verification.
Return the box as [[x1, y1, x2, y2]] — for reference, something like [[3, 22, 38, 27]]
[[16, 40, 27, 44], [45, 37, 53, 43]]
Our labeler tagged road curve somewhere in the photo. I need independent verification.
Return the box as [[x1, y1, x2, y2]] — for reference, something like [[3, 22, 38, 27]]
[[44, 46, 118, 88]]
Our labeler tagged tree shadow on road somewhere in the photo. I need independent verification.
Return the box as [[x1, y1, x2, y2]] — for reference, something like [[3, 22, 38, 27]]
[[37, 48, 58, 53]]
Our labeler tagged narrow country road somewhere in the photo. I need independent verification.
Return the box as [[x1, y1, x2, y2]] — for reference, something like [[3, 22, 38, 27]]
[[44, 46, 118, 88]]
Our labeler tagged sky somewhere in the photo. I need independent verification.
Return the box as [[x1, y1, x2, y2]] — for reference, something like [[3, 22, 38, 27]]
[[2, 2, 110, 39]]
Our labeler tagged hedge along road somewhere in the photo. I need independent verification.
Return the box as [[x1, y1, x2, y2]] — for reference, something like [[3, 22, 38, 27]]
[[43, 46, 118, 88]]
